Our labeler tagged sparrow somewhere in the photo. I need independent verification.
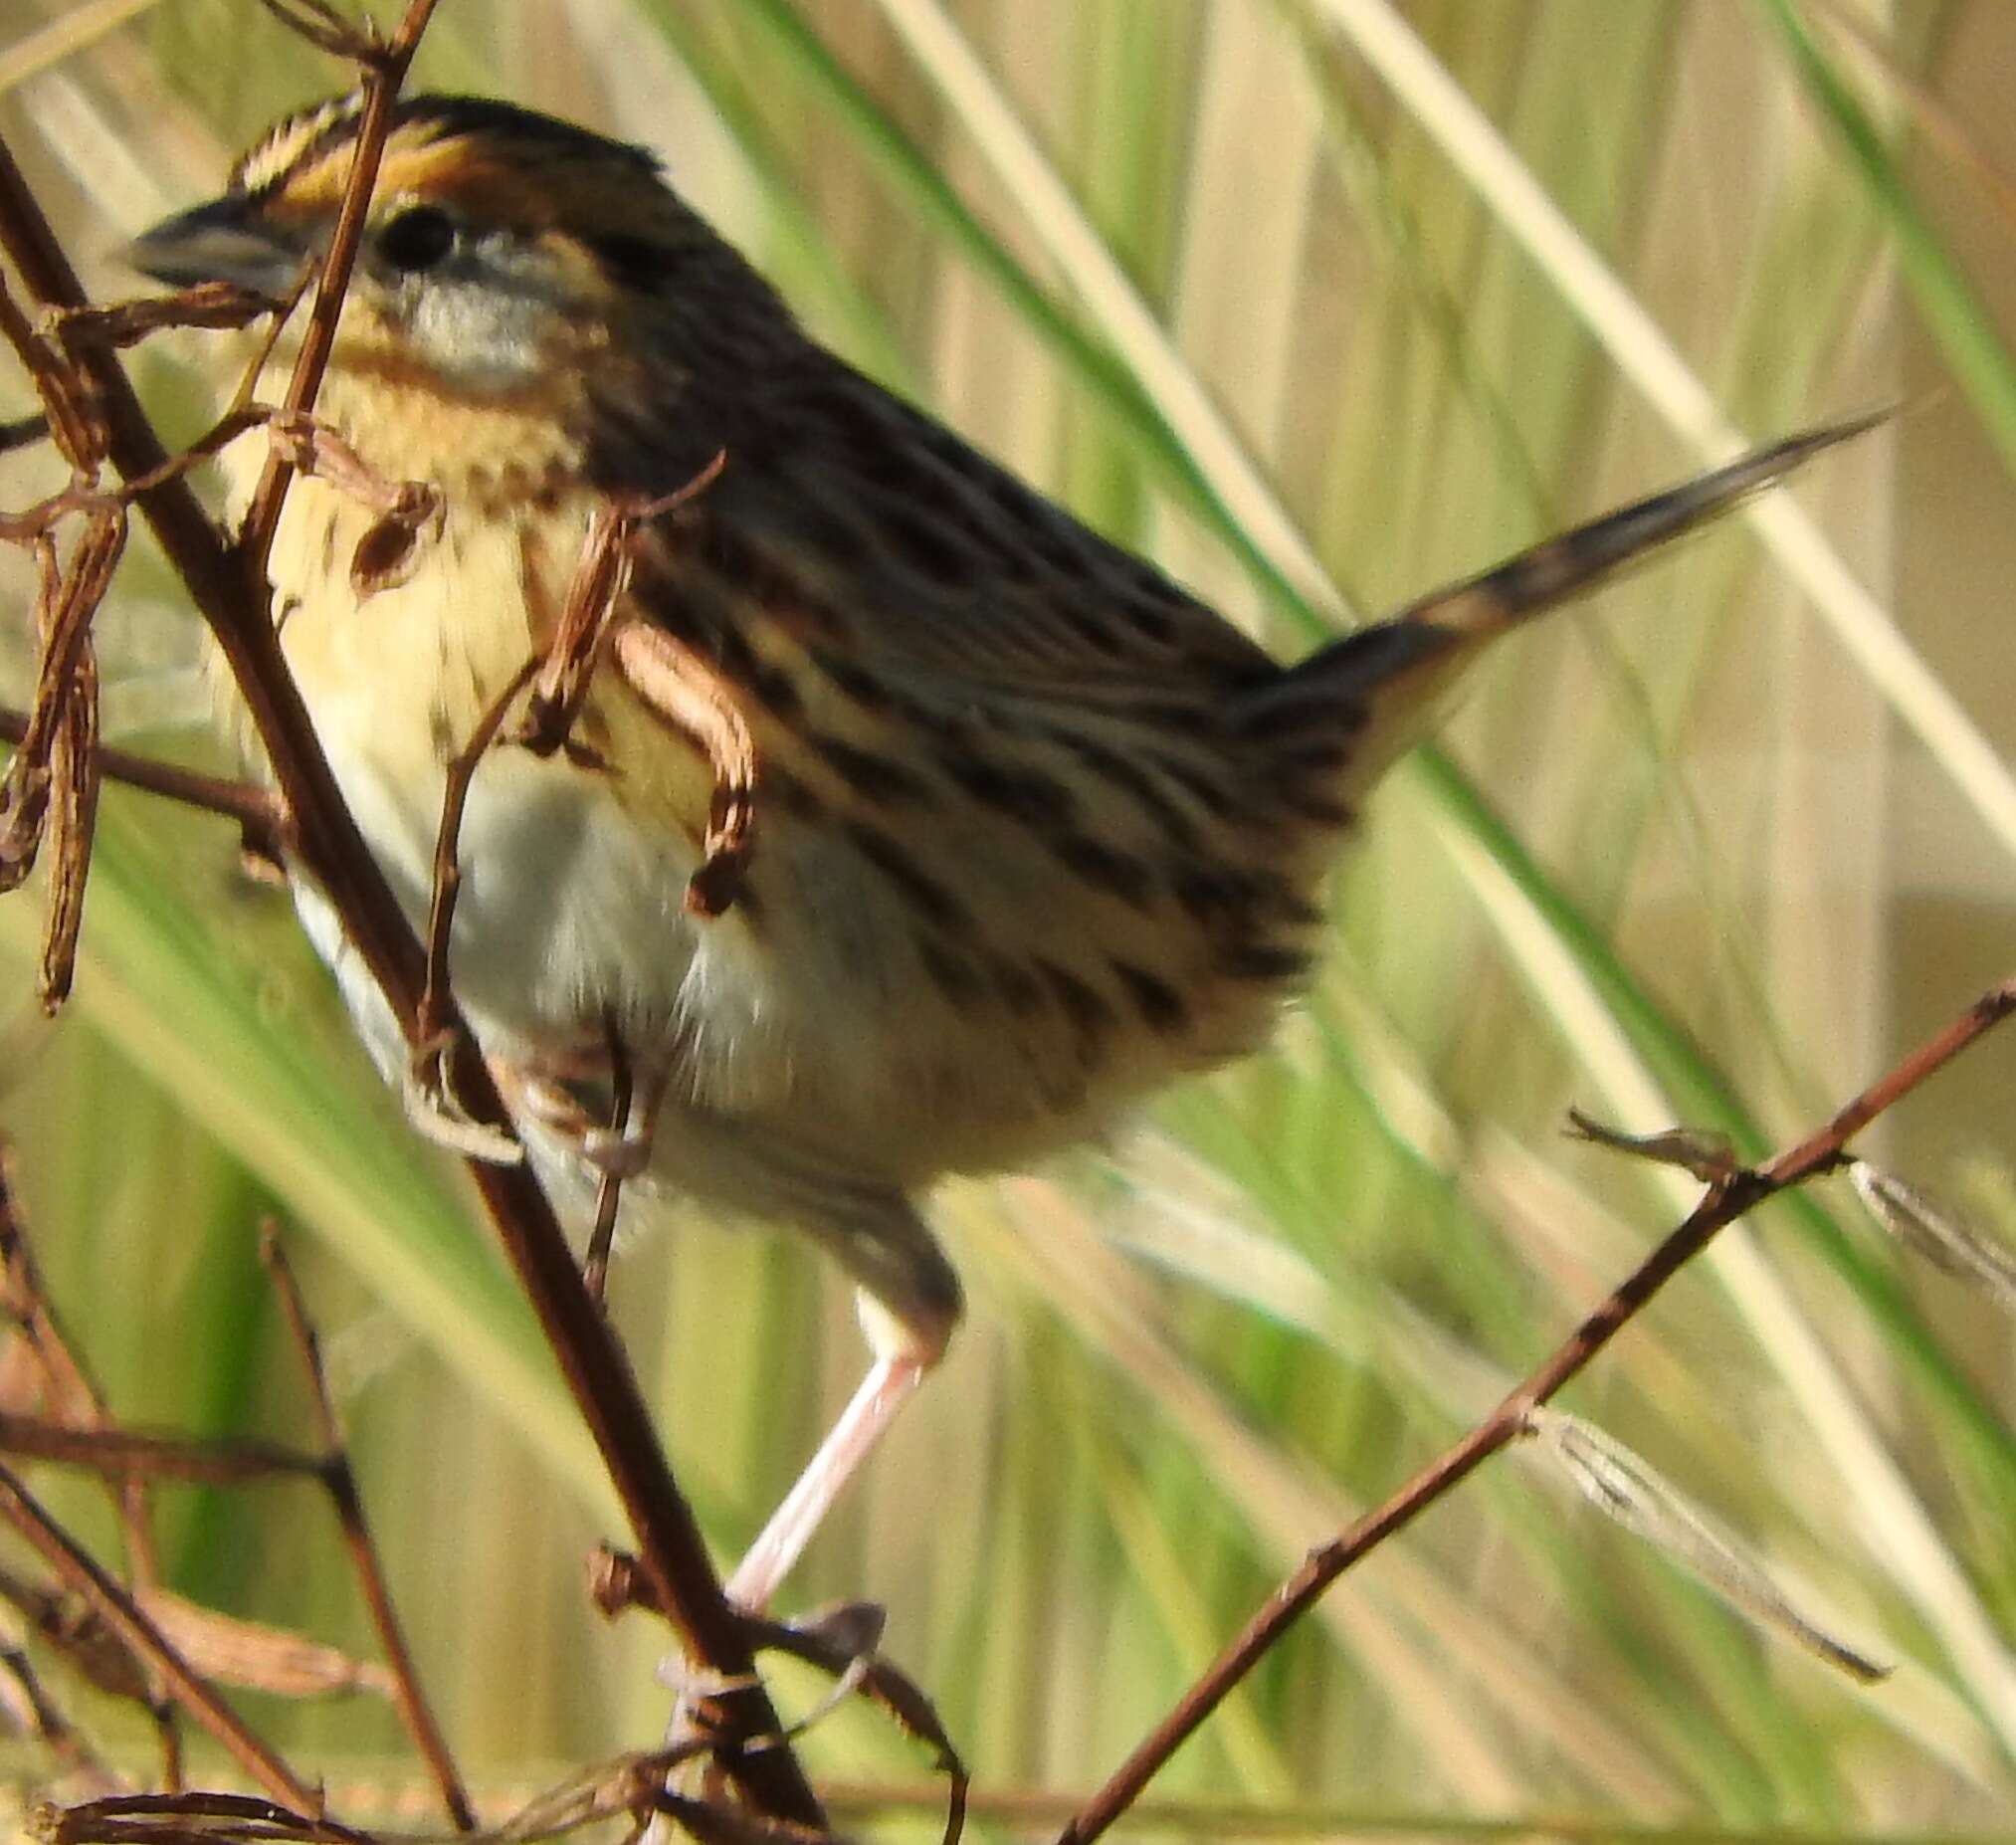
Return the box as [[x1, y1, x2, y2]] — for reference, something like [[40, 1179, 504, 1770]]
[[129, 91, 1862, 1608]]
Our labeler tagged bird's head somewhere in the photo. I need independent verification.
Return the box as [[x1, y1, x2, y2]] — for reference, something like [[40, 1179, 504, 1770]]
[[130, 93, 796, 414]]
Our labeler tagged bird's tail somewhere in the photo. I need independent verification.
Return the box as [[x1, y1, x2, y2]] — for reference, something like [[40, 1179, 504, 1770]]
[[1234, 414, 1879, 781]]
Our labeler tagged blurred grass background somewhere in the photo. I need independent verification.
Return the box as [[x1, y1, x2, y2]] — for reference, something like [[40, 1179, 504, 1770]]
[[2, 0, 2015, 1837]]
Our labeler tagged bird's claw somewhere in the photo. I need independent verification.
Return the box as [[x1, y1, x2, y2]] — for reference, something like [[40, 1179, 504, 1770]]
[[506, 1069, 655, 1176], [654, 1657, 763, 1700], [402, 1032, 526, 1164]]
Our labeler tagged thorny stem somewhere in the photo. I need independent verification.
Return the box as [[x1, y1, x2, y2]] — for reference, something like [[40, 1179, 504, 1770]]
[[0, 24, 823, 1834], [1056, 971, 2016, 1845]]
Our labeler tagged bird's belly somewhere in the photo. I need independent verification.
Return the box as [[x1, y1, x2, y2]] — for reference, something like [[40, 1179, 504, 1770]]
[[253, 480, 1304, 1200], [296, 708, 1274, 1198], [281, 733, 684, 1070], [242, 474, 828, 1150]]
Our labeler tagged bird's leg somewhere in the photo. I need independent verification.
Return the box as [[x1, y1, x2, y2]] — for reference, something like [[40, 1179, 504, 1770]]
[[648, 1293, 942, 1845], [724, 1290, 950, 1613], [402, 1034, 663, 1175], [724, 1350, 932, 1612]]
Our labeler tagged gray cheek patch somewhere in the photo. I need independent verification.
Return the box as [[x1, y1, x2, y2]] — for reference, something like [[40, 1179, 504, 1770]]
[[404, 260, 569, 391], [395, 242, 580, 389]]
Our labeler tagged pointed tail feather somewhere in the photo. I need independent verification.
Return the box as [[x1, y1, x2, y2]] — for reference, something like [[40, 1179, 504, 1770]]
[[1246, 412, 1882, 731]]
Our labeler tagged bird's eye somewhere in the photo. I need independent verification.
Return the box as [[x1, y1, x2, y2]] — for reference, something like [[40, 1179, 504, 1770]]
[[376, 205, 458, 274]]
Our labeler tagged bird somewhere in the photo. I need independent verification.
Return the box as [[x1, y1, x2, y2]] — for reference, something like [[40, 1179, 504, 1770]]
[[128, 91, 1863, 1613]]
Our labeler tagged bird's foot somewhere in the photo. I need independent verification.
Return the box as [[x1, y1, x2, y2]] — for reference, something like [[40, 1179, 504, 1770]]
[[653, 1602, 885, 1746], [502, 1063, 655, 1177], [401, 1030, 525, 1164]]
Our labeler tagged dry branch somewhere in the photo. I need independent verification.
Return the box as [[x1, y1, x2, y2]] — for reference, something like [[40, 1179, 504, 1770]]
[[1056, 971, 2016, 1844], [261, 1232, 473, 1830], [0, 3, 821, 1829]]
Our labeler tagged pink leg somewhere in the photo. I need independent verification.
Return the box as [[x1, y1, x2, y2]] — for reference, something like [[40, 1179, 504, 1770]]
[[724, 1351, 931, 1612]]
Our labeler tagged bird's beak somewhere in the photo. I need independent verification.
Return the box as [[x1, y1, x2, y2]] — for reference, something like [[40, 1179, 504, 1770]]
[[126, 196, 307, 297]]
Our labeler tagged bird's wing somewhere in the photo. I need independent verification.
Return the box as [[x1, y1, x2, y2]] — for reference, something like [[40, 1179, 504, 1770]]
[[609, 361, 1284, 724]]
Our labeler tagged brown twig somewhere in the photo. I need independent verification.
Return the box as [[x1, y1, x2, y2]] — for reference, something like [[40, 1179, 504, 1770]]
[[0, 1561, 159, 1708], [260, 1230, 475, 1831], [0, 1637, 116, 1791], [649, 1791, 837, 1845], [262, 410, 442, 600], [16, 512, 120, 770], [415, 459, 727, 1193], [234, 0, 435, 586], [0, 36, 821, 1835], [155, 1707, 185, 1797], [608, 622, 757, 921], [46, 1787, 377, 1845], [0, 1159, 366, 1791], [0, 1414, 322, 1484], [517, 458, 726, 746], [136, 1588, 393, 1704], [256, 0, 384, 60], [0, 264, 100, 471], [582, 1018, 634, 1307], [0, 506, 123, 1008], [47, 282, 280, 351], [0, 1199, 455, 1757], [44, 1742, 737, 1845], [0, 1235, 186, 1794], [1056, 970, 2016, 1845], [0, 410, 47, 453], [410, 653, 542, 1157], [0, 1149, 97, 1423], [38, 595, 99, 1008], [0, 408, 275, 547], [512, 455, 748, 920], [595, 1547, 968, 1843], [28, 517, 113, 1008], [0, 1143, 162, 1589], [0, 1461, 313, 1807], [0, 706, 291, 851], [0, 265, 275, 1016]]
